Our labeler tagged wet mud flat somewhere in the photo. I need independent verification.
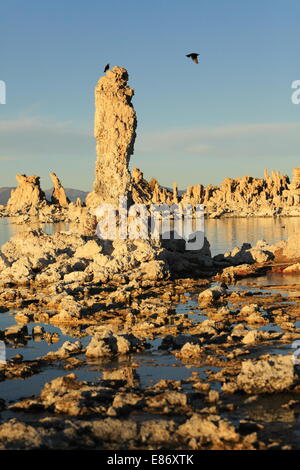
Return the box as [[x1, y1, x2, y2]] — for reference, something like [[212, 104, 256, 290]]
[[1, 274, 300, 450]]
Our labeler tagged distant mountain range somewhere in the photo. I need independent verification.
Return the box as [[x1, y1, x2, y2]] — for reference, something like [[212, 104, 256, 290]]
[[45, 188, 89, 203], [0, 187, 14, 205], [0, 187, 89, 205]]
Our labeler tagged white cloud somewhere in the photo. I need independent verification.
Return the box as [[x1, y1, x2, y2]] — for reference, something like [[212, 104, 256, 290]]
[[0, 116, 94, 161], [0, 116, 89, 135], [136, 122, 300, 158], [1, 117, 300, 190]]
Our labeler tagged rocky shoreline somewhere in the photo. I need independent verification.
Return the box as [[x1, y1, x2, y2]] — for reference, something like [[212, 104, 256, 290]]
[[0, 227, 300, 449]]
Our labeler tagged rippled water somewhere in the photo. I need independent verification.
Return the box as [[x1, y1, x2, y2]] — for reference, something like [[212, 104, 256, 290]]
[[0, 216, 299, 255]]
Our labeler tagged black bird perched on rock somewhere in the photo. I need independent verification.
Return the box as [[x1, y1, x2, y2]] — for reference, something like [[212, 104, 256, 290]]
[[186, 53, 199, 64], [104, 63, 110, 73]]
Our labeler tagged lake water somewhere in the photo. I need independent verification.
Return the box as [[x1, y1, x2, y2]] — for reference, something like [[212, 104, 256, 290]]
[[0, 216, 298, 256]]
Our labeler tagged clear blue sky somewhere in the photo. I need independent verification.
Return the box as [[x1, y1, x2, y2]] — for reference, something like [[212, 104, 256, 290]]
[[1, 0, 300, 191]]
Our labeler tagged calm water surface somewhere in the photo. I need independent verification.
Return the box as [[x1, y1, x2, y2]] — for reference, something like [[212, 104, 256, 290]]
[[0, 216, 298, 256]]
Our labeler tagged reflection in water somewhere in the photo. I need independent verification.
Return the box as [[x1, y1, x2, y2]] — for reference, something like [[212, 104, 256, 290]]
[[205, 217, 298, 256], [0, 217, 70, 244], [246, 272, 300, 287], [245, 400, 296, 424], [0, 216, 299, 256]]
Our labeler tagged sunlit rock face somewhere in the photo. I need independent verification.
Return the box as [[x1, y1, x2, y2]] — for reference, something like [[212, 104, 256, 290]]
[[50, 173, 70, 208], [86, 66, 137, 208], [7, 174, 47, 214], [130, 166, 300, 218], [292, 167, 300, 187]]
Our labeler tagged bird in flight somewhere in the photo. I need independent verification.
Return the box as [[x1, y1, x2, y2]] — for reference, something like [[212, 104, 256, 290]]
[[104, 63, 110, 73], [186, 53, 199, 64]]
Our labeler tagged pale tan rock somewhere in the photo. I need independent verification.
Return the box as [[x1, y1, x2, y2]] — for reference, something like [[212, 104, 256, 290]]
[[131, 168, 153, 204], [292, 166, 300, 187], [87, 66, 137, 208], [207, 390, 219, 403], [173, 182, 179, 203], [5, 257, 33, 284], [112, 392, 143, 409], [86, 331, 147, 358], [139, 166, 300, 218], [140, 420, 176, 444], [102, 366, 139, 387], [240, 304, 260, 315], [219, 240, 275, 266], [215, 264, 257, 282], [0, 419, 42, 449], [0, 253, 10, 271], [146, 391, 187, 408], [50, 172, 70, 208], [32, 374, 114, 416], [237, 355, 295, 393], [242, 330, 262, 344], [7, 174, 46, 214], [276, 235, 300, 261], [175, 342, 203, 360], [198, 285, 228, 304], [283, 263, 300, 273], [177, 414, 239, 443], [74, 240, 102, 259]]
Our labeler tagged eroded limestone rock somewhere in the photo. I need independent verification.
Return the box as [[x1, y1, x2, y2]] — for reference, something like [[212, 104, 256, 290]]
[[129, 166, 300, 218], [86, 330, 148, 358], [50, 173, 70, 208], [7, 175, 47, 215], [237, 355, 295, 394], [0, 229, 170, 289], [87, 66, 137, 208], [198, 284, 228, 305]]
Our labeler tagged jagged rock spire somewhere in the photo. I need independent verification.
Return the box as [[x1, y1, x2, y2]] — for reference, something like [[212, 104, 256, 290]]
[[87, 66, 137, 208], [50, 172, 70, 208]]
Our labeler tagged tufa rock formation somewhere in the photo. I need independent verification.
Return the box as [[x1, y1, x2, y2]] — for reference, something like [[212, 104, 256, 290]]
[[131, 166, 300, 217], [2, 172, 76, 222], [292, 167, 300, 187], [7, 175, 47, 215], [86, 66, 137, 208], [131, 169, 178, 205], [50, 173, 70, 208]]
